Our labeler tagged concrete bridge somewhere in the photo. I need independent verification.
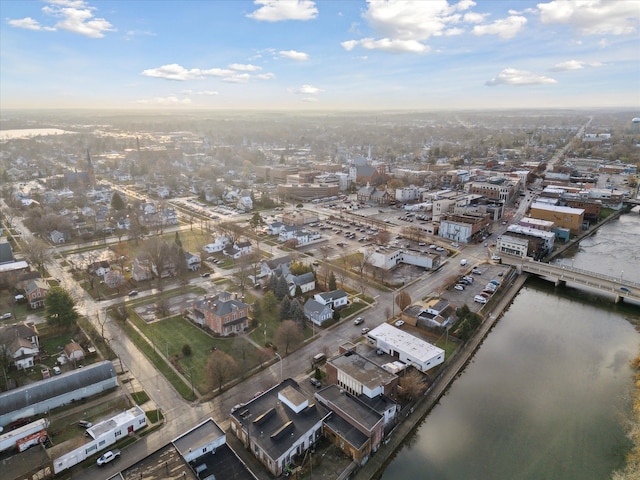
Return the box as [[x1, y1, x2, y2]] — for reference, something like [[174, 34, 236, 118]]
[[503, 257, 640, 303]]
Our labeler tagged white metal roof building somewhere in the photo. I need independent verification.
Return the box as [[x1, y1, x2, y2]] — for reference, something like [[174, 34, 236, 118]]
[[366, 323, 445, 372]]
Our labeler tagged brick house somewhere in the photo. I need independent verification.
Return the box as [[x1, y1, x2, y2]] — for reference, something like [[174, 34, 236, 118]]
[[188, 292, 249, 336]]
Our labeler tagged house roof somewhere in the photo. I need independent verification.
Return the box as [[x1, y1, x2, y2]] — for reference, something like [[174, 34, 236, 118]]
[[194, 292, 248, 317], [316, 289, 347, 302], [172, 418, 225, 457], [0, 361, 116, 417], [0, 242, 15, 264], [328, 351, 397, 391], [64, 342, 84, 356], [0, 322, 38, 344], [315, 385, 383, 433], [25, 278, 49, 294], [291, 272, 315, 286], [303, 299, 332, 316], [230, 379, 330, 463]]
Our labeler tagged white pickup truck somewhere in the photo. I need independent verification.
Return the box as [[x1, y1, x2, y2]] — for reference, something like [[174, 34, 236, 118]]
[[97, 449, 120, 466]]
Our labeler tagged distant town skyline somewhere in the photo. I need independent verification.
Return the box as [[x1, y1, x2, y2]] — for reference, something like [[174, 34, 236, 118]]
[[1, 0, 639, 111]]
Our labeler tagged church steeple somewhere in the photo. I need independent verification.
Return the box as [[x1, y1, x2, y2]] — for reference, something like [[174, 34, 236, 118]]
[[86, 149, 95, 186]]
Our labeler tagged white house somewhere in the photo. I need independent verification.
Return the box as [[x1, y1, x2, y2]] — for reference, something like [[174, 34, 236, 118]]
[[314, 289, 348, 309], [204, 236, 231, 253], [185, 251, 201, 271], [64, 342, 85, 363], [0, 322, 40, 371], [287, 272, 316, 296]]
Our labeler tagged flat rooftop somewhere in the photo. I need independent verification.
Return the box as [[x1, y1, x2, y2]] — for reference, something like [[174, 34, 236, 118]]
[[368, 323, 444, 363], [329, 351, 396, 390]]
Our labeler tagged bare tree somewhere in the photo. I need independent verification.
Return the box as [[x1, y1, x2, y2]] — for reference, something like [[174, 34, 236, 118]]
[[398, 368, 427, 401], [395, 290, 412, 312], [21, 238, 53, 275], [274, 319, 303, 355], [206, 349, 239, 393]]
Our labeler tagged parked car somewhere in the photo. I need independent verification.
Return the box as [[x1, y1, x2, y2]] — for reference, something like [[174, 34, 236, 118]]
[[620, 286, 631, 293], [394, 320, 405, 327], [0, 313, 11, 320], [97, 450, 120, 466], [454, 284, 465, 291], [309, 378, 322, 388], [201, 272, 211, 278], [474, 295, 488, 304], [52, 366, 61, 375], [78, 420, 92, 428], [354, 317, 364, 325], [491, 255, 501, 261], [361, 327, 370, 334], [128, 290, 139, 296], [472, 268, 482, 275]]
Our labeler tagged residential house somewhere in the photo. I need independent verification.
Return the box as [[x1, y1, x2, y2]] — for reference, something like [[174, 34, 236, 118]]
[[266, 221, 285, 236], [24, 278, 49, 309], [131, 257, 153, 282], [203, 236, 231, 254], [258, 256, 291, 279], [314, 289, 348, 309], [303, 299, 333, 326], [188, 292, 249, 336], [185, 251, 201, 271], [223, 240, 253, 260], [0, 322, 40, 370], [229, 379, 330, 477], [89, 260, 111, 277], [64, 342, 85, 363], [287, 271, 316, 297], [49, 230, 67, 244]]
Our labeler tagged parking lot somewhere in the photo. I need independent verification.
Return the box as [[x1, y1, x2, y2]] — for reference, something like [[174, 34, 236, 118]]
[[442, 262, 513, 311]]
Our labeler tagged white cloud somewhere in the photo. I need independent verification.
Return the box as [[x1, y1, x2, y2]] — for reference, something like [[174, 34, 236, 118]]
[[42, 0, 115, 38], [7, 17, 52, 31], [343, 0, 486, 53], [537, 0, 640, 36], [229, 63, 262, 72], [136, 96, 193, 105], [7, 0, 114, 37], [256, 73, 277, 80], [550, 60, 604, 71], [247, 0, 318, 22], [124, 30, 155, 40], [463, 12, 488, 24], [486, 68, 557, 86], [342, 37, 430, 54], [222, 73, 251, 83], [142, 64, 205, 81], [279, 50, 309, 61], [292, 84, 323, 95], [472, 15, 527, 39]]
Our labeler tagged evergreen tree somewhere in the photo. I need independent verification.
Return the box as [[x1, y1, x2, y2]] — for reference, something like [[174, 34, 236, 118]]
[[328, 271, 337, 291], [279, 296, 291, 321], [45, 287, 80, 331], [289, 298, 305, 324], [275, 274, 289, 300], [111, 191, 126, 211], [174, 231, 183, 248]]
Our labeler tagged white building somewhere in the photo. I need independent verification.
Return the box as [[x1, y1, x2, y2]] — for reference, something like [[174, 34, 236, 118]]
[[366, 323, 445, 372], [55, 405, 147, 474]]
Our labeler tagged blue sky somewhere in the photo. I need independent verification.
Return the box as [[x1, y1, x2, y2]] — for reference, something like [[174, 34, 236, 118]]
[[1, 0, 639, 110]]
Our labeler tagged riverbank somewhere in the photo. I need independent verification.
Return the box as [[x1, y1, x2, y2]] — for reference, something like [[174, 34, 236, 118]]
[[354, 273, 528, 480], [613, 353, 640, 480]]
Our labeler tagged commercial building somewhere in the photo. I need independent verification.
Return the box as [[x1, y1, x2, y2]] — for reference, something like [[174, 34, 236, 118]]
[[365, 323, 445, 373]]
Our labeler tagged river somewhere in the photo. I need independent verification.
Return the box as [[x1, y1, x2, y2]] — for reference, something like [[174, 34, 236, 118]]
[[381, 212, 640, 480]]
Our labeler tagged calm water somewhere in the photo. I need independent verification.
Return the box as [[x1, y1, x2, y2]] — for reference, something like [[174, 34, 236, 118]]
[[0, 128, 72, 140], [381, 213, 640, 480]]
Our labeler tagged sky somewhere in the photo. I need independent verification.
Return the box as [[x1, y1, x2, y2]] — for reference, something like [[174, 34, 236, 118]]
[[1, 0, 639, 111]]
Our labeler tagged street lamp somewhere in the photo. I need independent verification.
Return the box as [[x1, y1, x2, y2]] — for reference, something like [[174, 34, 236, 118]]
[[274, 352, 283, 383]]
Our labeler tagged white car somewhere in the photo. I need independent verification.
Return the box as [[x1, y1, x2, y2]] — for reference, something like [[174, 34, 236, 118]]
[[0, 313, 11, 320], [354, 317, 364, 325], [491, 255, 501, 261], [454, 284, 465, 291], [394, 320, 405, 327], [451, 242, 460, 248], [474, 295, 488, 304]]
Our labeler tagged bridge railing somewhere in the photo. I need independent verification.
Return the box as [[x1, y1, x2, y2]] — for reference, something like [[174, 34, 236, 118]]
[[520, 260, 640, 289]]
